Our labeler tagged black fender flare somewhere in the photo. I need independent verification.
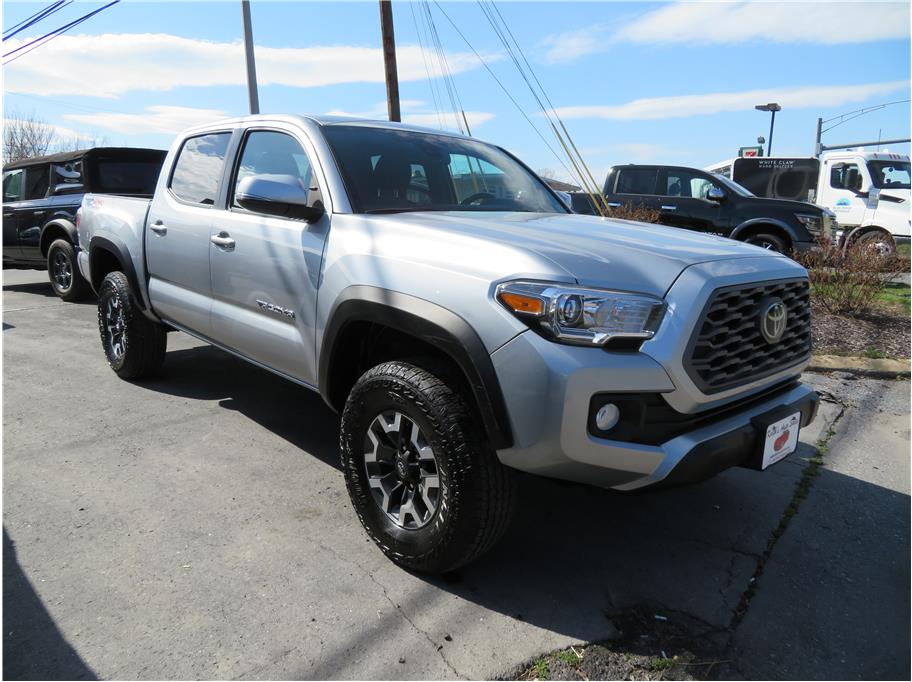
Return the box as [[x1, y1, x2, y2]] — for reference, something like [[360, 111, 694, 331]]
[[39, 218, 78, 257], [730, 218, 801, 245], [319, 285, 513, 449], [88, 235, 153, 314]]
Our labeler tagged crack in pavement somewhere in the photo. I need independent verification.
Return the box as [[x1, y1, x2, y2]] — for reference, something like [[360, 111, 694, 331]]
[[314, 540, 464, 679]]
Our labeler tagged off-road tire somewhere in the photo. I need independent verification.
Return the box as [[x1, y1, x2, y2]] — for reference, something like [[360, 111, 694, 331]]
[[47, 238, 90, 301], [97, 271, 167, 379], [745, 232, 788, 253], [341, 361, 515, 573]]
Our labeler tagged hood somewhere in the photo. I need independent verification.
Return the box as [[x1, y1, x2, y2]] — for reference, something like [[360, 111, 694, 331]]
[[743, 196, 823, 213], [878, 188, 910, 203], [382, 211, 785, 297]]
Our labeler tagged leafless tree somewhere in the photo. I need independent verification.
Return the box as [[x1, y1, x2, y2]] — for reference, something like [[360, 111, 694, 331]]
[[3, 110, 56, 164]]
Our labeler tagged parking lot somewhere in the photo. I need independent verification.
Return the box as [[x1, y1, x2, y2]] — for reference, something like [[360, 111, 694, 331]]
[[3, 268, 910, 680]]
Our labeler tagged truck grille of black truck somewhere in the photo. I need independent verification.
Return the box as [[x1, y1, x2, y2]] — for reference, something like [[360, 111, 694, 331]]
[[685, 278, 811, 394]]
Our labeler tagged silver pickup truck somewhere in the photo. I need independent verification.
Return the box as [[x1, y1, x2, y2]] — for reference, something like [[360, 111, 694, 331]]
[[77, 114, 819, 573]]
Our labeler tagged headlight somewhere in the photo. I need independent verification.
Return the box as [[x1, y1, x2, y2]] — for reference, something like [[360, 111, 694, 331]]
[[795, 213, 822, 233], [496, 280, 665, 346]]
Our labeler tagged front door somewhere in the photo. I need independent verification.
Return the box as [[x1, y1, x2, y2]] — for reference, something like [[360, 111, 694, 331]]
[[827, 162, 868, 228], [656, 168, 724, 236], [209, 128, 329, 385], [146, 131, 233, 337], [17, 164, 51, 261]]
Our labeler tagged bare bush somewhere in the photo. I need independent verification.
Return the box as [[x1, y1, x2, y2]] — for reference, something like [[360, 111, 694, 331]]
[[606, 202, 662, 224], [794, 237, 906, 316]]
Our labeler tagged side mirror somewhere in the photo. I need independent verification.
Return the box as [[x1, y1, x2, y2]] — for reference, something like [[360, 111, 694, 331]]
[[844, 167, 860, 191], [52, 183, 84, 196], [706, 186, 725, 202], [235, 174, 324, 222]]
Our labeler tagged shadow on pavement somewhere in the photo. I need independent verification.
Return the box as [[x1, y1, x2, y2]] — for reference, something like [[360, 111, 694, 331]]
[[3, 528, 97, 680], [138, 344, 342, 471], [2, 280, 96, 304], [120, 342, 909, 680]]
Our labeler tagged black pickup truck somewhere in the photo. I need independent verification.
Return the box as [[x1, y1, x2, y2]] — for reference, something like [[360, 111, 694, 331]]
[[570, 164, 836, 254], [3, 147, 165, 300]]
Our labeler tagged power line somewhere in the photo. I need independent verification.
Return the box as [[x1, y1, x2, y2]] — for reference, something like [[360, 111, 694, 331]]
[[429, 1, 576, 182], [408, 0, 445, 131], [3, 0, 70, 41], [3, 0, 120, 65], [422, 1, 470, 135]]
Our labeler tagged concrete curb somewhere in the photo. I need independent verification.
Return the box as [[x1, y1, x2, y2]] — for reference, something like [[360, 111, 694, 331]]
[[807, 354, 911, 378]]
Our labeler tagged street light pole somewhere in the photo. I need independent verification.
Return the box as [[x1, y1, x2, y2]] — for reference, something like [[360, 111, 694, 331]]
[[241, 0, 260, 115], [755, 102, 781, 157]]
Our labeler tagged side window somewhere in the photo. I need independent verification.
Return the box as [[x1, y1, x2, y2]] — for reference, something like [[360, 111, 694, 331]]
[[615, 168, 657, 195], [169, 132, 231, 205], [24, 164, 50, 200], [232, 130, 321, 210], [3, 169, 24, 202], [53, 161, 82, 188], [830, 163, 860, 190], [663, 169, 717, 199]]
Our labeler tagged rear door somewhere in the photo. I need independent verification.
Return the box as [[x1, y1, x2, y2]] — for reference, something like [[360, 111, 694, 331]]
[[3, 169, 24, 259], [656, 168, 724, 235], [208, 127, 330, 385], [17, 163, 52, 261], [146, 131, 233, 337], [605, 166, 660, 212]]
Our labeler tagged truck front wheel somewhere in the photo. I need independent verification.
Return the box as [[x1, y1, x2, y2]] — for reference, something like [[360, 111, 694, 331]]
[[340, 360, 515, 573], [97, 271, 167, 379], [745, 232, 788, 253]]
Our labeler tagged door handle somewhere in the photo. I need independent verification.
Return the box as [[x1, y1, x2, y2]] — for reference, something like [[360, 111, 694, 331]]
[[661, 205, 677, 211], [210, 232, 235, 250], [149, 221, 167, 235], [606, 202, 621, 208]]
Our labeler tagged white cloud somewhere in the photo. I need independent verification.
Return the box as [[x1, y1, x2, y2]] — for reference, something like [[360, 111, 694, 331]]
[[549, 81, 910, 121], [3, 33, 498, 98], [617, 1, 910, 45], [63, 105, 231, 135], [325, 101, 495, 131], [540, 2, 910, 62], [541, 25, 608, 64]]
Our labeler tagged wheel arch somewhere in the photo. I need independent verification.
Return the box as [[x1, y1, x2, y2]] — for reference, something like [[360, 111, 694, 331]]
[[88, 236, 149, 312], [843, 224, 895, 249], [319, 286, 514, 450], [730, 218, 797, 247], [39, 219, 78, 257]]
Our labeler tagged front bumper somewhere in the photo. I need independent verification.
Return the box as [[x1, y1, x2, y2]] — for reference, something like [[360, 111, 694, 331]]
[[492, 330, 818, 490]]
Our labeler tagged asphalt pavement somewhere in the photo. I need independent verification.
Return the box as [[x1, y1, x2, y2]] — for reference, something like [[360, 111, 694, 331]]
[[2, 268, 909, 680]]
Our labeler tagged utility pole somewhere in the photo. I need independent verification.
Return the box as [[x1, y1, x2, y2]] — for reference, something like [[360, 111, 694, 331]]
[[379, 0, 401, 122], [241, 0, 260, 115]]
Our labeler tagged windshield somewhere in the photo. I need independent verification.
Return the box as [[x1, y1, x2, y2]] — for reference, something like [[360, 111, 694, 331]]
[[321, 125, 568, 214], [712, 172, 755, 197], [867, 160, 910, 189]]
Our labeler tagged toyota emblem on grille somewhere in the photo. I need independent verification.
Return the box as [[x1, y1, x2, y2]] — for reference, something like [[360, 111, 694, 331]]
[[760, 299, 788, 344]]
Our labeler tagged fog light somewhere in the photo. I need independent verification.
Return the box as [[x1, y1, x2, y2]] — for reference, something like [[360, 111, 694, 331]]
[[595, 403, 620, 431]]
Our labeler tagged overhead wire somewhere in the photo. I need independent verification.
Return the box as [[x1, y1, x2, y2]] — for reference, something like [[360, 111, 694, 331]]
[[476, 0, 610, 215], [421, 1, 470, 135], [3, 0, 121, 65], [429, 0, 578, 184], [3, 0, 71, 42], [409, 0, 446, 131]]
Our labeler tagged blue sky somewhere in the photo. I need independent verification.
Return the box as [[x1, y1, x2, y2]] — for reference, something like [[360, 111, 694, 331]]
[[3, 0, 910, 182]]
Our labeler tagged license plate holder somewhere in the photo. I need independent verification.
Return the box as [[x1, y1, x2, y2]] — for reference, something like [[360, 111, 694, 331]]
[[748, 408, 802, 470]]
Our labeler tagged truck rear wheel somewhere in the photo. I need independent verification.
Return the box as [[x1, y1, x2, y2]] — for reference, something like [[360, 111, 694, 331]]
[[47, 239, 90, 301], [853, 230, 895, 256], [97, 271, 167, 379], [340, 360, 515, 573]]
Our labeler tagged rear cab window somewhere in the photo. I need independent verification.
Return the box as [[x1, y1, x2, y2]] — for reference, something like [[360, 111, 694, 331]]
[[614, 168, 658, 195], [169, 133, 232, 205]]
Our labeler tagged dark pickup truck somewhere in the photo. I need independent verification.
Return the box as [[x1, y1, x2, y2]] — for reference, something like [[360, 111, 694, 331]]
[[3, 147, 166, 300], [570, 163, 836, 254]]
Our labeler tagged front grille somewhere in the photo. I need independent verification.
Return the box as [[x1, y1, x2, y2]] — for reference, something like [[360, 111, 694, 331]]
[[685, 278, 811, 394]]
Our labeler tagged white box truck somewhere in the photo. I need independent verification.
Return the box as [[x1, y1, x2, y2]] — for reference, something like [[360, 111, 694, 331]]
[[707, 151, 910, 253]]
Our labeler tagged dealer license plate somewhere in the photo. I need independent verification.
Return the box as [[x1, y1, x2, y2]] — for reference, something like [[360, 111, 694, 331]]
[[761, 412, 800, 469]]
